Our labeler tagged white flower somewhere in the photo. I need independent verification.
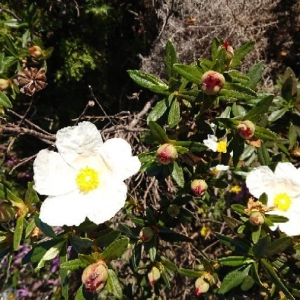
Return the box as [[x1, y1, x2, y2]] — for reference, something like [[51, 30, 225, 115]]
[[203, 135, 227, 153], [33, 122, 141, 227], [209, 164, 229, 176], [246, 162, 300, 236]]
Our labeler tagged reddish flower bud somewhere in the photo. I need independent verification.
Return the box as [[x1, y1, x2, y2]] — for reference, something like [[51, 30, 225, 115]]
[[200, 71, 225, 95], [148, 266, 161, 286], [167, 204, 180, 218], [82, 260, 108, 293], [29, 46, 43, 58], [249, 212, 265, 226], [237, 120, 255, 139], [218, 40, 234, 66], [139, 227, 154, 242], [194, 275, 210, 296], [191, 179, 208, 196], [0, 79, 10, 91], [157, 143, 178, 165]]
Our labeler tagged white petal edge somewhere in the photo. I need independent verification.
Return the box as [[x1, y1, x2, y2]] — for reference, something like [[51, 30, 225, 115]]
[[33, 149, 76, 196]]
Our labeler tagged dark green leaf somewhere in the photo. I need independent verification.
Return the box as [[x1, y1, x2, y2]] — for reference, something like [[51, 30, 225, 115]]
[[0, 91, 12, 108], [257, 142, 271, 166], [147, 98, 169, 123], [4, 35, 19, 57], [252, 234, 271, 259], [164, 40, 178, 79], [288, 123, 297, 150], [34, 214, 56, 238], [169, 160, 184, 187], [281, 76, 294, 101], [13, 214, 24, 250], [75, 285, 93, 300], [106, 269, 123, 299], [147, 234, 157, 262], [95, 228, 121, 248], [146, 207, 157, 225], [223, 215, 242, 231], [215, 233, 252, 255], [231, 41, 255, 67], [267, 236, 292, 257], [70, 236, 93, 253], [148, 121, 170, 143], [246, 61, 264, 90], [59, 243, 69, 300], [172, 140, 206, 153], [98, 237, 129, 263], [218, 256, 254, 267], [159, 226, 193, 242], [168, 98, 180, 128], [173, 63, 203, 84]]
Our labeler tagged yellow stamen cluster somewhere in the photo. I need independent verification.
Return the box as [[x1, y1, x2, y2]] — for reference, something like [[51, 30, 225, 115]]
[[76, 166, 99, 194], [273, 193, 292, 212], [216, 141, 227, 153]]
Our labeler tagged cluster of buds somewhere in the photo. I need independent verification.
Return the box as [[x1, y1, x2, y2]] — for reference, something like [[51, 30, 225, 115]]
[[194, 272, 214, 296], [200, 70, 225, 96], [191, 179, 208, 196], [156, 143, 178, 165], [237, 120, 255, 140], [81, 260, 108, 293]]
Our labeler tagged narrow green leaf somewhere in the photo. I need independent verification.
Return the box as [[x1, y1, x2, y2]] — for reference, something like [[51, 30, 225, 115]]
[[244, 94, 274, 123], [173, 63, 203, 84], [159, 226, 193, 242], [257, 142, 271, 166], [227, 70, 250, 84], [211, 37, 221, 61], [281, 76, 294, 101], [231, 41, 255, 67], [288, 123, 297, 150], [241, 275, 255, 291], [60, 243, 69, 300], [4, 35, 19, 57], [34, 214, 56, 238], [169, 160, 184, 187], [98, 237, 129, 263], [168, 98, 180, 128], [254, 126, 278, 141], [70, 236, 93, 253], [106, 269, 123, 299], [261, 258, 295, 300], [267, 236, 292, 257], [252, 234, 271, 259], [161, 267, 171, 288], [127, 70, 169, 94], [218, 265, 251, 294], [178, 268, 204, 278], [246, 61, 264, 90], [251, 225, 261, 244], [13, 214, 24, 250], [164, 40, 178, 79], [148, 234, 157, 262], [218, 89, 255, 101], [25, 182, 40, 206], [265, 214, 288, 223], [148, 121, 170, 143], [268, 107, 289, 123], [95, 228, 121, 248], [0, 91, 12, 108], [223, 215, 242, 231], [161, 257, 178, 272], [147, 98, 169, 123], [223, 82, 257, 97], [215, 233, 252, 255], [218, 256, 254, 267], [61, 258, 87, 271]]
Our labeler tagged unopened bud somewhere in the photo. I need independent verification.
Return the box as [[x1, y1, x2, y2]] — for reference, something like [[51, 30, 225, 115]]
[[249, 212, 265, 226], [194, 273, 213, 296], [157, 143, 178, 165], [139, 227, 154, 242], [191, 179, 208, 196], [148, 266, 161, 286], [200, 71, 225, 95], [167, 204, 180, 218], [237, 120, 255, 139], [29, 46, 43, 58], [0, 79, 10, 91], [218, 40, 234, 66], [82, 260, 108, 293]]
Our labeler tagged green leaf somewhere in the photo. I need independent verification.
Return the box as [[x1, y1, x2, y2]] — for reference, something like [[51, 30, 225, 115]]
[[0, 200, 15, 222], [106, 269, 123, 299], [218, 256, 254, 267], [164, 40, 178, 79], [0, 183, 24, 207], [267, 236, 292, 257], [257, 142, 271, 166], [218, 89, 255, 101], [147, 98, 169, 123], [161, 257, 178, 272], [223, 82, 257, 97], [169, 160, 184, 187], [173, 63, 203, 84], [95, 228, 121, 248], [244, 94, 274, 123], [215, 233, 252, 255], [218, 264, 252, 294], [172, 140, 206, 153], [127, 70, 169, 94], [251, 225, 261, 244], [0, 91, 12, 108], [60, 242, 69, 300], [281, 75, 294, 101], [231, 41, 255, 67], [159, 226, 193, 243], [25, 182, 40, 206], [227, 70, 250, 84], [98, 237, 129, 263], [178, 268, 204, 278], [265, 214, 288, 223], [147, 234, 157, 262], [223, 215, 242, 231], [34, 214, 56, 238], [13, 214, 24, 250], [70, 236, 93, 253], [252, 234, 271, 259], [36, 240, 66, 270], [4, 35, 19, 57], [246, 61, 264, 90], [148, 121, 170, 143], [232, 103, 247, 118], [268, 107, 289, 123], [61, 258, 87, 271], [288, 123, 297, 150], [261, 258, 295, 300], [254, 126, 279, 141], [168, 98, 180, 128], [241, 275, 255, 291]]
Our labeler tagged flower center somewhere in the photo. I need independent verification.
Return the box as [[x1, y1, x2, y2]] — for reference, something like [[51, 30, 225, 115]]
[[216, 141, 227, 153], [76, 167, 99, 194], [273, 193, 292, 212]]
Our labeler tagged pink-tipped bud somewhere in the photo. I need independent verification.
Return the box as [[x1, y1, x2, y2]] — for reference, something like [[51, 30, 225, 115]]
[[195, 273, 214, 296], [148, 266, 161, 286], [139, 227, 154, 242], [157, 143, 178, 165], [0, 79, 10, 91], [167, 204, 180, 218], [82, 260, 108, 293], [249, 212, 264, 226], [191, 179, 208, 196], [218, 40, 234, 66], [200, 71, 225, 95], [29, 46, 43, 58], [237, 120, 255, 139]]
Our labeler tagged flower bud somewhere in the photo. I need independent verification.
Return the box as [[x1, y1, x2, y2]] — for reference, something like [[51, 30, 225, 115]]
[[167, 204, 180, 218], [249, 212, 265, 226], [0, 79, 10, 91], [82, 260, 108, 293], [157, 143, 178, 165], [194, 272, 214, 296], [218, 40, 234, 66], [139, 226, 154, 242], [237, 120, 255, 139], [191, 179, 208, 196], [28, 46, 43, 58], [148, 266, 161, 286], [200, 71, 225, 95]]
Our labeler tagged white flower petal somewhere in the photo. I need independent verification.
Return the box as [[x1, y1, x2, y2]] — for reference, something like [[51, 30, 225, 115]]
[[86, 181, 127, 224], [277, 211, 300, 236], [99, 138, 141, 181], [56, 122, 103, 155], [274, 162, 299, 180], [40, 193, 88, 226], [33, 149, 76, 196], [203, 135, 218, 151], [245, 166, 275, 198]]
